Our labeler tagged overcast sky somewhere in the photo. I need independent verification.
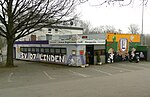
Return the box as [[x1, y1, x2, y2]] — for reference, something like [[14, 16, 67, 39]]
[[76, 0, 150, 34]]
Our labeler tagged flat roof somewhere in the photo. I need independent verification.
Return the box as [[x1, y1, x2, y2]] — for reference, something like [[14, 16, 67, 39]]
[[15, 40, 49, 44], [48, 25, 83, 30], [49, 40, 105, 45]]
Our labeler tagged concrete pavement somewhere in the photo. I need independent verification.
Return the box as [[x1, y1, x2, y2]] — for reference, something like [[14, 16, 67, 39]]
[[0, 60, 150, 97]]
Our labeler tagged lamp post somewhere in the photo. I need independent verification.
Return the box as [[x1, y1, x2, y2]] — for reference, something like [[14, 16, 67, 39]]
[[141, 0, 145, 45]]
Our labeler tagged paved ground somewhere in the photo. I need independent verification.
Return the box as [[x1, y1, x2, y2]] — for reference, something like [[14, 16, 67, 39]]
[[0, 60, 150, 97]]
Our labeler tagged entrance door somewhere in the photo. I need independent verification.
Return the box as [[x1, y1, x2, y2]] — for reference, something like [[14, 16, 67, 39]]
[[86, 45, 94, 65], [13, 47, 16, 59]]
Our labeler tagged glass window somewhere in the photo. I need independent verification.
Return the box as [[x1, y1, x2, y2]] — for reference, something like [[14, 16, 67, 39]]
[[31, 48, 36, 53], [61, 48, 66, 54], [23, 48, 28, 52], [28, 48, 31, 52], [50, 48, 54, 53], [41, 48, 45, 53], [55, 48, 60, 54], [45, 48, 50, 53], [20, 47, 23, 52], [36, 48, 40, 53]]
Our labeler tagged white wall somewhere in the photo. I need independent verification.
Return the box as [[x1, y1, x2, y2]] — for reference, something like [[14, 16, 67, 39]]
[[17, 26, 83, 41]]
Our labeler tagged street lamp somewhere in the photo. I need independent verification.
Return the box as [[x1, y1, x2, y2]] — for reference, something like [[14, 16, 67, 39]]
[[141, 0, 145, 45]]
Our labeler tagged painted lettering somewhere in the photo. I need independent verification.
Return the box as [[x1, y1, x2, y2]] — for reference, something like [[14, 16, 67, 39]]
[[50, 55, 55, 62], [61, 56, 65, 63], [30, 54, 36, 60], [43, 55, 46, 61], [21, 53, 28, 59], [55, 55, 59, 62], [21, 53, 65, 63]]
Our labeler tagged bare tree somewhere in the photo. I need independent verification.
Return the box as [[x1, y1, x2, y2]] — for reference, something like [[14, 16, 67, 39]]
[[90, 26, 104, 33], [91, 25, 116, 33], [118, 29, 122, 33], [0, 36, 6, 50], [128, 24, 140, 34], [0, 0, 84, 67], [71, 16, 91, 33], [79, 20, 91, 33], [87, 0, 139, 7], [105, 25, 116, 33]]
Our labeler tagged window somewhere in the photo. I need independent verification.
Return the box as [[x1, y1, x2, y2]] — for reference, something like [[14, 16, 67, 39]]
[[27, 48, 31, 52], [36, 48, 40, 53], [50, 48, 54, 54], [20, 47, 24, 52], [41, 48, 45, 53], [55, 48, 60, 54], [20, 47, 28, 52], [61, 48, 66, 54], [45, 48, 50, 53], [20, 47, 67, 55], [31, 48, 36, 53], [23, 47, 28, 52]]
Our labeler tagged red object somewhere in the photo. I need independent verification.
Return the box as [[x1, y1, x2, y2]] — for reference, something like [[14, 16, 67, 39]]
[[80, 50, 84, 55], [82, 36, 87, 38]]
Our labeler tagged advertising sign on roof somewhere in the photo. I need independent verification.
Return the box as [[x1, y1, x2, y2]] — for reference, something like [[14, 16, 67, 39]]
[[49, 40, 105, 44]]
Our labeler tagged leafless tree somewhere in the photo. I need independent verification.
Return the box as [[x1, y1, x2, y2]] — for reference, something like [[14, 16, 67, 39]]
[[104, 25, 116, 33], [91, 25, 116, 33], [128, 24, 140, 34], [79, 20, 91, 33], [87, 0, 147, 7], [71, 16, 92, 33], [0, 36, 6, 50], [0, 0, 84, 67], [118, 29, 122, 33], [90, 26, 104, 33]]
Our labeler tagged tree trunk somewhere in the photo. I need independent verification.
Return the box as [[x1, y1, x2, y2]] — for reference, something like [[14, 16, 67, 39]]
[[5, 38, 14, 67]]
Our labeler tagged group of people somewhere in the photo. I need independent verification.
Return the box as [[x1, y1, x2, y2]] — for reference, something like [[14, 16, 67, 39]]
[[107, 48, 140, 63]]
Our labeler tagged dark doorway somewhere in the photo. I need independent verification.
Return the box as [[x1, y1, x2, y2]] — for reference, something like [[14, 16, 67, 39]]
[[13, 47, 16, 59], [86, 45, 94, 65]]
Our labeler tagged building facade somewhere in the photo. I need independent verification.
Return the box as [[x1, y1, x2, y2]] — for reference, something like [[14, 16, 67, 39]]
[[17, 25, 84, 41], [14, 25, 144, 66], [14, 33, 106, 66]]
